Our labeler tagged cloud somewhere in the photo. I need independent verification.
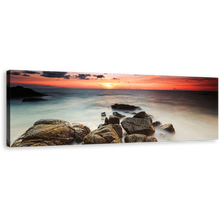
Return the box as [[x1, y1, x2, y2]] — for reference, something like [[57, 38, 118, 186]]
[[22, 74, 30, 77], [22, 70, 40, 74], [9, 71, 21, 75], [112, 78, 119, 80], [75, 74, 91, 80], [41, 71, 70, 79], [93, 74, 105, 79]]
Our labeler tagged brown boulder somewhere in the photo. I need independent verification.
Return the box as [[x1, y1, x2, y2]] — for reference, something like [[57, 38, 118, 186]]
[[152, 121, 162, 127], [83, 125, 121, 144], [11, 119, 75, 147], [109, 115, 120, 124], [160, 124, 175, 133], [121, 117, 155, 136], [125, 134, 147, 143], [146, 136, 158, 142]]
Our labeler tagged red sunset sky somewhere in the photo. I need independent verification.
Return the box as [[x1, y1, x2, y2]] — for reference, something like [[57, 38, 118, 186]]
[[7, 70, 218, 91]]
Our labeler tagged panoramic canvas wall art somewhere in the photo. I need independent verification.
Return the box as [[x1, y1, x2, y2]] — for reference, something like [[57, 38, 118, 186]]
[[7, 70, 218, 147]]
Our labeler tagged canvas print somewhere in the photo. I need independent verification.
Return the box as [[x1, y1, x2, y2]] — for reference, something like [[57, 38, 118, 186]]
[[7, 70, 218, 147]]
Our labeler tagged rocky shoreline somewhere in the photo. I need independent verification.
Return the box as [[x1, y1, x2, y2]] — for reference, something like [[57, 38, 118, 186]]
[[10, 104, 175, 147]]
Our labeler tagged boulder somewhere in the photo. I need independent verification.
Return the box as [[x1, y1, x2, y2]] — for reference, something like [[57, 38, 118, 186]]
[[109, 115, 120, 124], [125, 134, 147, 143], [11, 119, 75, 147], [160, 123, 175, 134], [104, 117, 109, 125], [133, 111, 153, 123], [111, 103, 141, 111], [73, 124, 91, 143], [83, 125, 121, 144], [110, 124, 122, 138], [96, 124, 122, 138], [121, 117, 155, 136], [152, 121, 162, 127], [113, 112, 126, 118], [101, 112, 106, 117], [133, 111, 148, 118], [146, 136, 158, 142]]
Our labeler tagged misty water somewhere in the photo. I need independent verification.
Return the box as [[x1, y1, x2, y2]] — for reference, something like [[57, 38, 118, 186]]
[[9, 89, 218, 144]]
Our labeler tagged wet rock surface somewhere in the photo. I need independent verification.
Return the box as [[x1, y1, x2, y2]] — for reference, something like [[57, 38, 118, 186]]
[[146, 136, 158, 142], [109, 115, 120, 124], [125, 134, 147, 143], [113, 112, 126, 118], [152, 121, 162, 127]]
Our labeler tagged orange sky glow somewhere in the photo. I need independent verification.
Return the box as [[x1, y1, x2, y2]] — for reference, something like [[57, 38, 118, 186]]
[[7, 70, 218, 91]]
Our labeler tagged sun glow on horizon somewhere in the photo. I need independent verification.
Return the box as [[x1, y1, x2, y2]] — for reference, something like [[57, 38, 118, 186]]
[[102, 83, 114, 89]]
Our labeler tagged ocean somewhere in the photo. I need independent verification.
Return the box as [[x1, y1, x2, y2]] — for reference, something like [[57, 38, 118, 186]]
[[8, 88, 218, 144]]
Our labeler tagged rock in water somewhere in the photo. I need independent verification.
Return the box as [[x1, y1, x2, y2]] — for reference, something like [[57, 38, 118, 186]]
[[104, 117, 109, 125], [121, 117, 155, 136], [145, 136, 158, 142], [133, 111, 153, 123], [11, 119, 75, 147], [133, 111, 148, 118], [111, 124, 123, 138], [113, 112, 126, 118], [111, 104, 141, 111], [83, 125, 121, 144], [160, 124, 175, 134], [109, 115, 120, 124], [125, 134, 147, 143], [152, 121, 162, 127], [101, 112, 106, 117]]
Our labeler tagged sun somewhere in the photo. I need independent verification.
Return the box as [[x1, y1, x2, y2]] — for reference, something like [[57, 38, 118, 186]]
[[103, 83, 114, 89]]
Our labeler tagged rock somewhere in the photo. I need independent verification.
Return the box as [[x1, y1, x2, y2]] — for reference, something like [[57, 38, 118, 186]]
[[133, 111, 152, 123], [97, 124, 123, 138], [11, 119, 75, 147], [83, 125, 121, 144], [104, 117, 109, 125], [133, 111, 148, 118], [22, 97, 47, 102], [109, 115, 120, 124], [125, 134, 147, 143], [72, 123, 84, 129], [75, 126, 91, 143], [152, 121, 162, 127], [146, 136, 158, 142], [101, 112, 106, 117], [160, 124, 175, 134], [121, 117, 155, 136], [111, 103, 141, 111], [98, 124, 105, 129], [113, 112, 125, 118], [7, 86, 47, 99], [110, 124, 123, 138]]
